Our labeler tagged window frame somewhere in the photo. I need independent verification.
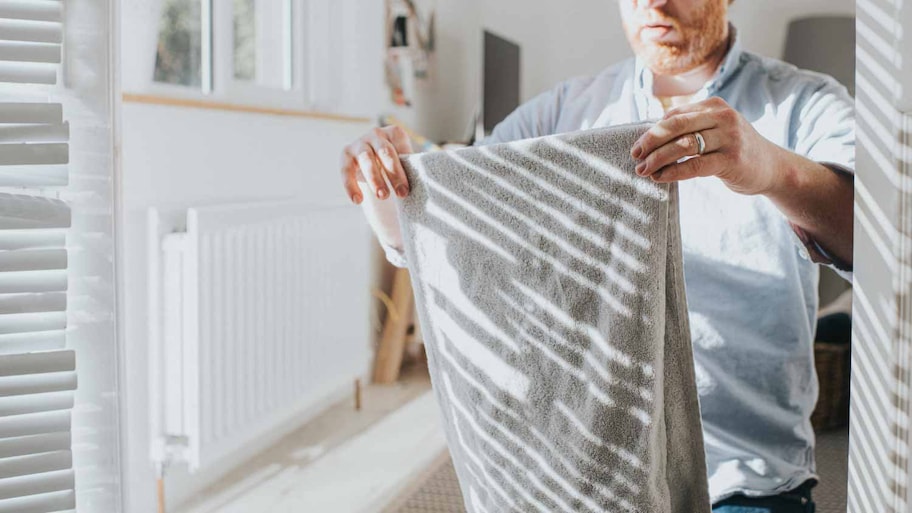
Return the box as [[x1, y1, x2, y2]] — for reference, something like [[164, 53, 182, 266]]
[[147, 0, 312, 111]]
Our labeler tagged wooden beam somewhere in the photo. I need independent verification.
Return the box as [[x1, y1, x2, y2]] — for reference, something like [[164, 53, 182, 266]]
[[373, 267, 414, 384]]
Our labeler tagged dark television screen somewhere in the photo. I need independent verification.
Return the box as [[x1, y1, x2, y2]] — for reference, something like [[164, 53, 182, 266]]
[[483, 31, 521, 135]]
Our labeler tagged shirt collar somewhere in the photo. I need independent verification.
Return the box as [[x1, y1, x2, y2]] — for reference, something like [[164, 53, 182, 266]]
[[634, 22, 743, 97]]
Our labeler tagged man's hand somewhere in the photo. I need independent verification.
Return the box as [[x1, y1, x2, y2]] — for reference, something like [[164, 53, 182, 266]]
[[631, 96, 854, 267], [340, 125, 414, 205], [630, 96, 784, 195], [339, 125, 416, 260]]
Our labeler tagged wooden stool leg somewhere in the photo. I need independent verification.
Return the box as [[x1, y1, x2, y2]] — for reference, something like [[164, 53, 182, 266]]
[[373, 267, 414, 384]]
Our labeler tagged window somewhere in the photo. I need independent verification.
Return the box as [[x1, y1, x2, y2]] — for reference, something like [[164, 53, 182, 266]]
[[152, 0, 306, 107], [154, 0, 204, 88], [233, 0, 256, 81]]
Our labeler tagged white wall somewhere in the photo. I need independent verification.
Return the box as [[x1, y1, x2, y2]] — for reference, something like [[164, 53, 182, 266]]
[[729, 0, 855, 60], [118, 1, 386, 512], [480, 1, 631, 108]]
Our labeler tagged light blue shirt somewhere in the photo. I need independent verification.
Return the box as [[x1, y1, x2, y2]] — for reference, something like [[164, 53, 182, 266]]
[[382, 26, 854, 503]]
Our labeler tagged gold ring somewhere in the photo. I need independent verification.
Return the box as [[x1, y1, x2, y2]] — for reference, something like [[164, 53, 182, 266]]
[[693, 131, 706, 155]]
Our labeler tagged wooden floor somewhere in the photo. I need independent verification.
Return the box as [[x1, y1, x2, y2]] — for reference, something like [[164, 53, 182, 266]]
[[176, 361, 443, 513]]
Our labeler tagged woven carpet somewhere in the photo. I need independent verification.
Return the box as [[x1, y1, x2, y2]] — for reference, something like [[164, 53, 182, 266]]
[[392, 428, 849, 513]]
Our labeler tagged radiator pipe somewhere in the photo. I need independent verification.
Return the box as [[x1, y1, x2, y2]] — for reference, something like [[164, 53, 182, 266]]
[[156, 462, 166, 513]]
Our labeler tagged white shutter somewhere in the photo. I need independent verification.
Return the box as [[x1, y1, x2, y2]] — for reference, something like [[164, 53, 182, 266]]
[[0, 0, 61, 86], [0, 2, 76, 513]]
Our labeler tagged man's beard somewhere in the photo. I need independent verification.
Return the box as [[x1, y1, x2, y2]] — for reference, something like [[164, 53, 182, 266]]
[[632, 1, 729, 75]]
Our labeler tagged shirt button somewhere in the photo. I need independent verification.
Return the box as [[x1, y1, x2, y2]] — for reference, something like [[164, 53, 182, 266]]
[[798, 248, 809, 260]]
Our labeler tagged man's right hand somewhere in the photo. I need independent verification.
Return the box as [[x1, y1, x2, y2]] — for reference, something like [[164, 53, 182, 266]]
[[340, 125, 414, 205]]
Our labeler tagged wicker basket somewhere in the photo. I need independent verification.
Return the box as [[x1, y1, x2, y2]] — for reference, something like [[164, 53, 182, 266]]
[[811, 341, 851, 432]]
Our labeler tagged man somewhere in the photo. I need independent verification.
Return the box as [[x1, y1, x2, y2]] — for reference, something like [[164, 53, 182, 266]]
[[339, 0, 854, 511]]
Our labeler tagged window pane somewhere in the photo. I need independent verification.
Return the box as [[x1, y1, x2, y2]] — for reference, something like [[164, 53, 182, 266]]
[[234, 0, 256, 81], [153, 0, 202, 87]]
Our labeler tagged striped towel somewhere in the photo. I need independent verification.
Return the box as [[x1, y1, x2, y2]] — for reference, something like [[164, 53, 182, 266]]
[[395, 123, 711, 513]]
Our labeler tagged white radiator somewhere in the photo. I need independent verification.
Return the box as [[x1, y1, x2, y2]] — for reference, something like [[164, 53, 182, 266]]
[[147, 201, 372, 473]]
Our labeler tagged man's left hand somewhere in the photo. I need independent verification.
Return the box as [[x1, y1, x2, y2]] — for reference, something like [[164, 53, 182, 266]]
[[630, 96, 783, 196]]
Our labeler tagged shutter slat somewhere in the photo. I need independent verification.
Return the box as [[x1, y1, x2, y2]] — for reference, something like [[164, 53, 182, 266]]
[[0, 371, 75, 397], [0, 432, 68, 459], [0, 62, 55, 84], [0, 270, 66, 294], [0, 1, 62, 23], [0, 312, 65, 335], [0, 391, 70, 417], [0, 488, 74, 513], [0, 293, 65, 315], [0, 250, 66, 272], [0, 142, 66, 165], [0, 449, 70, 479], [0, 230, 64, 250], [0, 103, 60, 124], [0, 331, 65, 355], [0, 164, 67, 186], [0, 41, 60, 63], [0, 351, 72, 377], [0, 194, 69, 229], [0, 122, 66, 143], [0, 469, 72, 501], [0, 410, 70, 439], [0, 6, 74, 509], [0, 20, 61, 44]]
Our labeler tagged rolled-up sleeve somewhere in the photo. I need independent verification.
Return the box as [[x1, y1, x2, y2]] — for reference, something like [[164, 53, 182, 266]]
[[789, 75, 856, 281], [792, 76, 855, 170], [382, 241, 409, 269]]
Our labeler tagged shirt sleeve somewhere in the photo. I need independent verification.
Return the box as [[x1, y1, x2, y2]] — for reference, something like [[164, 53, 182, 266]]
[[788, 75, 855, 281], [362, 190, 410, 269], [791, 75, 855, 171], [382, 240, 409, 269]]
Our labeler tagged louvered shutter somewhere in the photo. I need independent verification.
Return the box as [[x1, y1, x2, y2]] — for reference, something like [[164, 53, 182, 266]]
[[0, 1, 77, 513]]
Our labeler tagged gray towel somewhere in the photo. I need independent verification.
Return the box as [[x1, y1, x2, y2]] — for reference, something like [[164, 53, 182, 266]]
[[395, 124, 711, 513]]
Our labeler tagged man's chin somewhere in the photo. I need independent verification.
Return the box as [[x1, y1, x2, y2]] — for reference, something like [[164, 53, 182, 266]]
[[639, 47, 698, 75]]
